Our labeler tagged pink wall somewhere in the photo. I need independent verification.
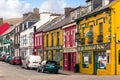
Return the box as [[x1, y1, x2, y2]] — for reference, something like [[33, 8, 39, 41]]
[[64, 25, 76, 48], [33, 32, 44, 53]]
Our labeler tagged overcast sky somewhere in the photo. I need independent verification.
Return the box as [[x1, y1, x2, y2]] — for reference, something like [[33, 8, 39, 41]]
[[0, 0, 86, 19]]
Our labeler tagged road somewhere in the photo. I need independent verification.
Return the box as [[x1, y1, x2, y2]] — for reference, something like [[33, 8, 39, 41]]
[[0, 61, 120, 80]]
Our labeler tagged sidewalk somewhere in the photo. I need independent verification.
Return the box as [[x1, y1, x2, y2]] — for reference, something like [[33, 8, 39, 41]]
[[59, 70, 82, 75]]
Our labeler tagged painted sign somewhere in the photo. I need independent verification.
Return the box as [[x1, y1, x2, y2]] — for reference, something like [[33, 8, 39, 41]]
[[78, 43, 110, 51]]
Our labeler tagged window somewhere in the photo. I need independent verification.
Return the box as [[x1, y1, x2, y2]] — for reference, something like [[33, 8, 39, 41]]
[[99, 22, 103, 35], [40, 36, 42, 45], [66, 31, 69, 41], [82, 27, 85, 38], [57, 32, 60, 46], [17, 27, 19, 32], [98, 51, 106, 69], [82, 52, 89, 68], [46, 35, 48, 47], [51, 33, 54, 46], [71, 29, 76, 46]]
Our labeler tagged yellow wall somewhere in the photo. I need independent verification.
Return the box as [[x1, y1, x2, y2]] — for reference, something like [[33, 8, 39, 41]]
[[111, 0, 120, 75]]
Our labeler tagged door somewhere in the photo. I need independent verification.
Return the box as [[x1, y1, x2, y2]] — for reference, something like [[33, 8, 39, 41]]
[[63, 53, 68, 70], [70, 53, 76, 71], [94, 52, 98, 75]]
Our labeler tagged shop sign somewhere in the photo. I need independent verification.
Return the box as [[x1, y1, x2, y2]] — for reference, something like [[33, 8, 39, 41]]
[[45, 46, 62, 50], [63, 47, 77, 53], [78, 43, 110, 51]]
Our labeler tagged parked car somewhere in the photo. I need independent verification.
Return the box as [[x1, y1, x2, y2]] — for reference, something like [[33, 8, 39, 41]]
[[5, 55, 12, 62], [37, 60, 60, 74], [10, 56, 22, 65], [21, 55, 41, 69], [0, 54, 7, 61]]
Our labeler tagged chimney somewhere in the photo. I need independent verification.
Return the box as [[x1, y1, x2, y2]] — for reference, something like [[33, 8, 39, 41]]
[[0, 18, 3, 25], [64, 8, 73, 17], [34, 8, 39, 14]]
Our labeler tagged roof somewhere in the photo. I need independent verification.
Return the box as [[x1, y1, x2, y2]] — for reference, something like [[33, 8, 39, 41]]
[[43, 16, 71, 32], [76, 1, 115, 21], [70, 6, 87, 12], [0, 23, 9, 36], [36, 15, 64, 32]]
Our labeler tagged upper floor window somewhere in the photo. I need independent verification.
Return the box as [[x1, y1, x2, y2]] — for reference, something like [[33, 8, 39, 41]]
[[46, 35, 48, 47], [15, 27, 17, 33], [66, 31, 69, 41], [51, 33, 54, 46], [57, 32, 60, 46], [99, 22, 103, 35], [82, 27, 85, 38]]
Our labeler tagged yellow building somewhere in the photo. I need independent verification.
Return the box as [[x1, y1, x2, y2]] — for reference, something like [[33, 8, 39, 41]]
[[76, 0, 120, 75], [43, 22, 63, 68]]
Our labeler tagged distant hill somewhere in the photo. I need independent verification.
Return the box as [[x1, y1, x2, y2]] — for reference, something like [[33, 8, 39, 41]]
[[4, 18, 23, 25]]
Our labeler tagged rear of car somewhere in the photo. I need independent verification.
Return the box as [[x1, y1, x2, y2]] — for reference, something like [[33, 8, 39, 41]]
[[37, 61, 59, 73], [14, 57, 22, 65], [22, 55, 41, 69]]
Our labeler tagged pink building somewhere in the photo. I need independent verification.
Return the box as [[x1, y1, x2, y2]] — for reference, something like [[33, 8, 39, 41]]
[[63, 23, 77, 72], [34, 32, 44, 58]]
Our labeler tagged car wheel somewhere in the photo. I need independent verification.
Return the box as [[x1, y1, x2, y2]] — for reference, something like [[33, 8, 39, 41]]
[[26, 65, 30, 70], [55, 70, 58, 74], [37, 68, 40, 72], [41, 68, 44, 73]]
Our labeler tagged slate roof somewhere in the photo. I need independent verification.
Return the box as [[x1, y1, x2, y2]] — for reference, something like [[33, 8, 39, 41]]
[[76, 1, 115, 21], [36, 15, 64, 32], [43, 16, 71, 32]]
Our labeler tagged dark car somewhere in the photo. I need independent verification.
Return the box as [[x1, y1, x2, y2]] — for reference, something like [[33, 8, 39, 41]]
[[5, 55, 12, 62], [37, 60, 60, 74], [10, 56, 22, 65]]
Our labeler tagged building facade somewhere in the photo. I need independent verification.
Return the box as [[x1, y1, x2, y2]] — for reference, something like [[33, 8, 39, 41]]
[[75, 0, 120, 75], [63, 22, 77, 72]]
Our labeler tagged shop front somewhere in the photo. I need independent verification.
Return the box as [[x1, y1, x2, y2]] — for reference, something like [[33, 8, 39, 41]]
[[44, 46, 63, 68], [63, 47, 77, 72], [78, 43, 111, 75]]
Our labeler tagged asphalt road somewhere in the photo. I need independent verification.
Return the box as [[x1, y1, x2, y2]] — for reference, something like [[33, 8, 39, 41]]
[[0, 61, 120, 80]]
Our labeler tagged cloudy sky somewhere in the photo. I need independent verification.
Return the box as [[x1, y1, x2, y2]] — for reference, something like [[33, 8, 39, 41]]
[[0, 0, 86, 19]]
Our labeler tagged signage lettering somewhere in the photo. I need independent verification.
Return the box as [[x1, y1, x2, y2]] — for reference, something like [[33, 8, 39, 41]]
[[78, 43, 110, 51]]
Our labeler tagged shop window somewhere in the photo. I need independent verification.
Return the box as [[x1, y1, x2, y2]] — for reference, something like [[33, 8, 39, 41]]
[[82, 52, 89, 68], [98, 51, 106, 69]]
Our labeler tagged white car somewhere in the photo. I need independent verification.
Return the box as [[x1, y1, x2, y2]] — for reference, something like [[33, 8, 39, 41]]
[[21, 55, 41, 69]]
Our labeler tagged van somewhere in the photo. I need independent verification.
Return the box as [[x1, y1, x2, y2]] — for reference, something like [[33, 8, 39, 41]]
[[21, 55, 41, 69]]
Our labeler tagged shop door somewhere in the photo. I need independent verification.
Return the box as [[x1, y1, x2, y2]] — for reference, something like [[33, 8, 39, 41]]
[[63, 53, 68, 70], [94, 52, 98, 75], [70, 53, 76, 71]]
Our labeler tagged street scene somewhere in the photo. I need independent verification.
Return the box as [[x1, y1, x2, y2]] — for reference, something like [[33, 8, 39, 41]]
[[1, 0, 120, 80], [0, 61, 120, 80]]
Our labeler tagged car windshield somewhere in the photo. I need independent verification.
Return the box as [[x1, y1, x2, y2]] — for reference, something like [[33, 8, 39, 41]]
[[46, 61, 57, 65]]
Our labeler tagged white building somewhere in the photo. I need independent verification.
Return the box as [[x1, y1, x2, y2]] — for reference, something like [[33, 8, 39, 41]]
[[20, 12, 61, 57]]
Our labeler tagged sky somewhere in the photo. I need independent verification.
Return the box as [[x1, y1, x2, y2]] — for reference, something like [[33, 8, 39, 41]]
[[0, 0, 86, 19]]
